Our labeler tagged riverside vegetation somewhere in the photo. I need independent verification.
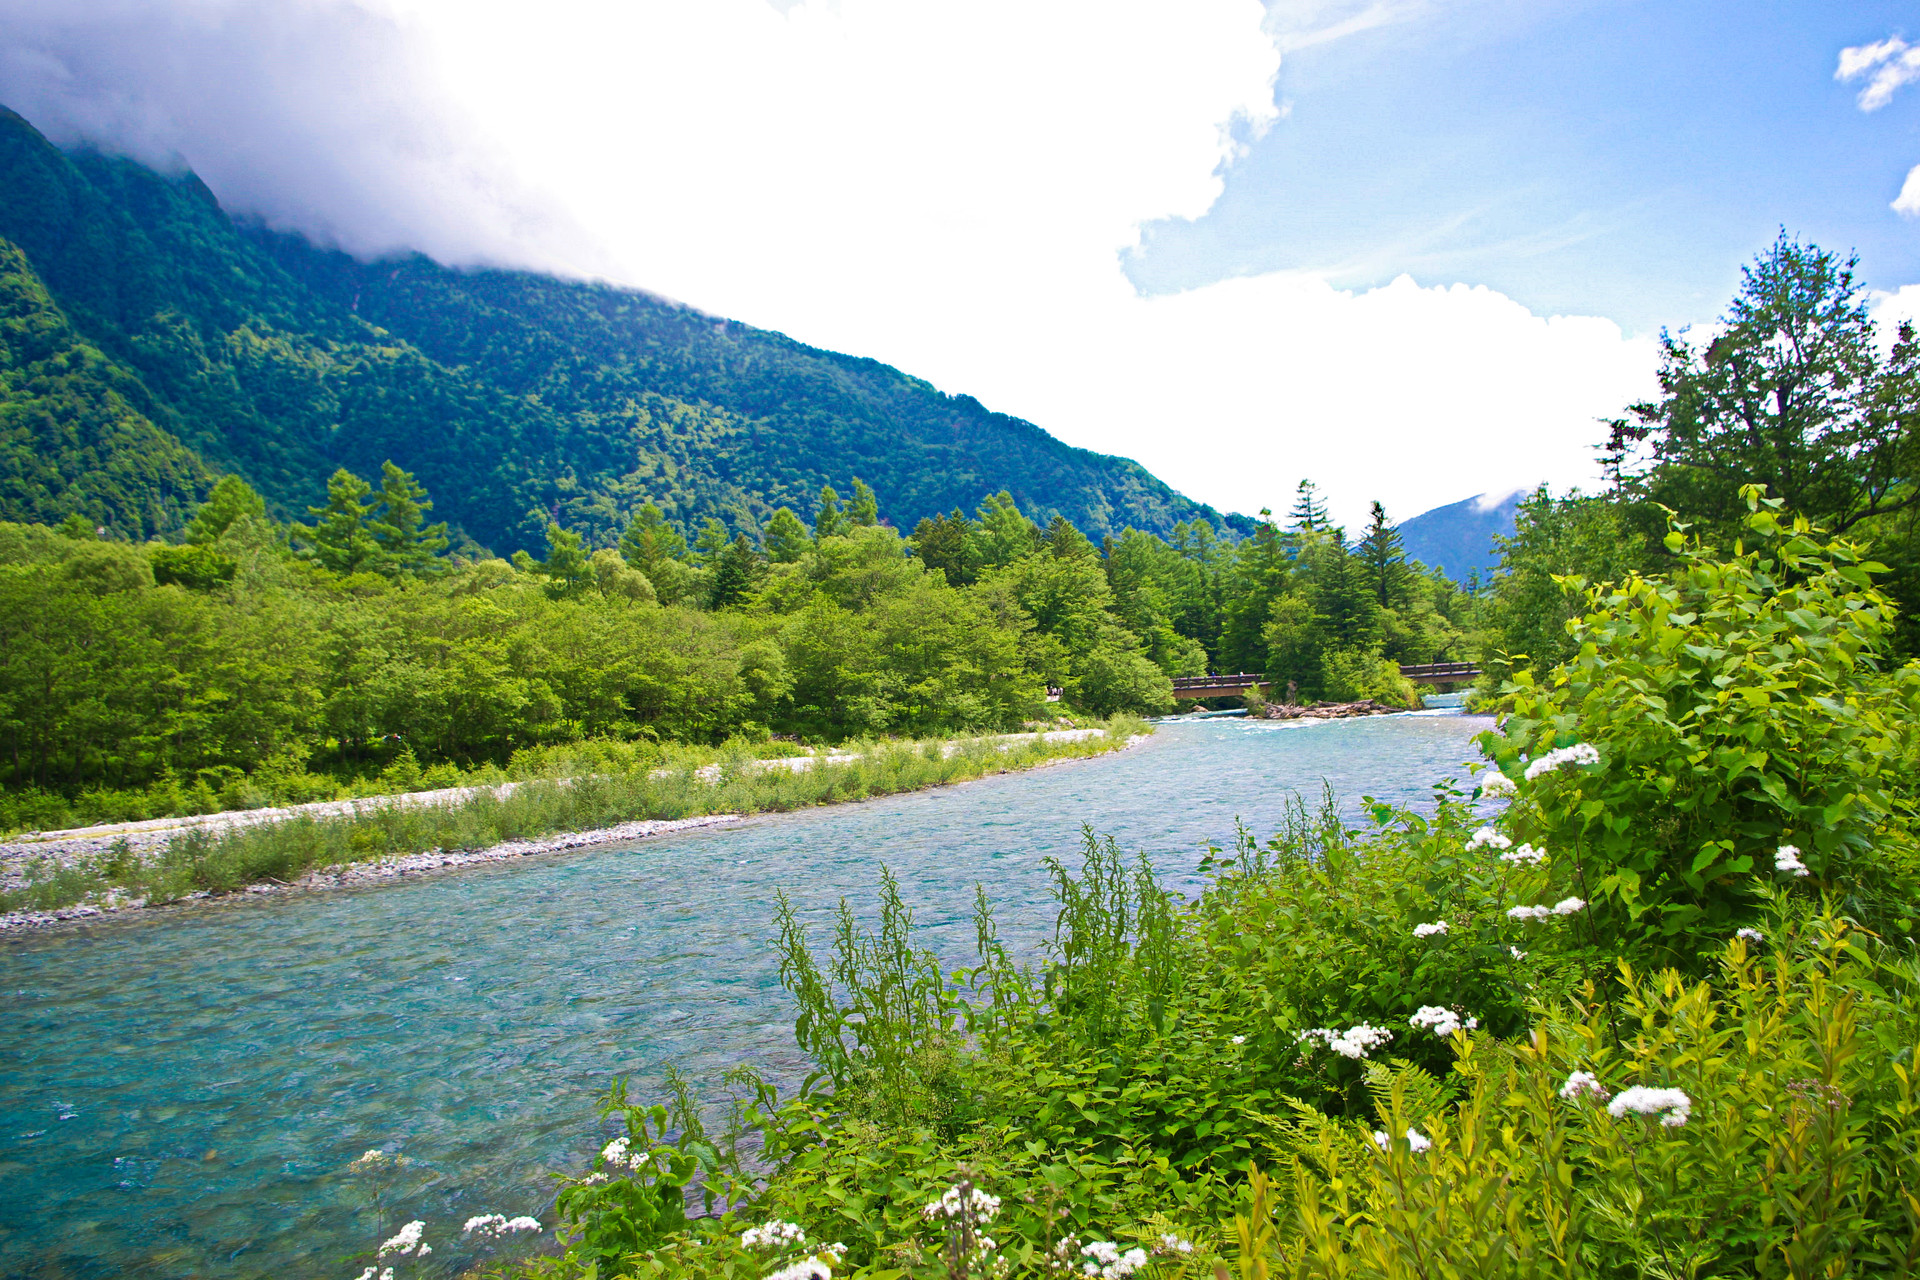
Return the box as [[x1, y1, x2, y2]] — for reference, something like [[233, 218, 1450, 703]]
[[352, 492, 1919, 1280]]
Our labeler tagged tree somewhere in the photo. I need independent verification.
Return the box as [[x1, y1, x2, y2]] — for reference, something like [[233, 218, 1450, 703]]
[[814, 485, 850, 540], [1606, 234, 1919, 537], [709, 533, 760, 609], [911, 510, 979, 586], [847, 478, 879, 528], [1288, 480, 1330, 535], [1358, 501, 1412, 610], [763, 506, 814, 563], [975, 491, 1040, 569], [184, 475, 266, 545], [293, 469, 381, 575], [368, 461, 449, 577], [1044, 514, 1095, 560], [619, 504, 689, 578], [693, 517, 732, 567], [526, 522, 594, 600]]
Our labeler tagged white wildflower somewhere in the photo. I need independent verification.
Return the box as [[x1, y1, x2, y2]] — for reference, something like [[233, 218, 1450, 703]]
[[1481, 771, 1518, 798], [1508, 905, 1554, 922], [377, 1221, 426, 1258], [355, 1270, 376, 1280], [1371, 1127, 1431, 1153], [1410, 1005, 1472, 1038], [578, 1171, 608, 1185], [599, 1135, 630, 1167], [765, 1261, 832, 1280], [1230, 1034, 1246, 1045], [1154, 1233, 1195, 1255], [1775, 845, 1810, 878], [1297, 1023, 1394, 1059], [1552, 896, 1586, 916], [1467, 826, 1512, 852], [922, 1182, 1001, 1223], [1412, 920, 1449, 938], [1559, 1071, 1610, 1102], [1080, 1240, 1149, 1278], [1736, 927, 1764, 943], [1510, 946, 1527, 960], [1608, 1085, 1692, 1128], [742, 1220, 808, 1250], [1524, 742, 1600, 781], [1499, 843, 1547, 866]]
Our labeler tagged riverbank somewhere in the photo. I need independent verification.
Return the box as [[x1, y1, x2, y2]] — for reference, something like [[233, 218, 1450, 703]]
[[0, 724, 1145, 932]]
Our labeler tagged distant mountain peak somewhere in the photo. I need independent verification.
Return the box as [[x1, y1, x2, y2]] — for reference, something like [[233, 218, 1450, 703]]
[[1395, 489, 1529, 583]]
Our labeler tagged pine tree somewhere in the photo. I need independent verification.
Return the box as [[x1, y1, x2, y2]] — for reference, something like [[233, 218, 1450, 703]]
[[368, 461, 449, 577], [814, 485, 850, 540], [1358, 500, 1411, 608], [847, 478, 879, 527], [1287, 480, 1330, 534], [618, 504, 688, 578], [693, 517, 732, 567], [709, 533, 759, 608], [763, 506, 814, 563], [911, 510, 979, 586], [530, 522, 593, 600], [294, 469, 381, 575], [1045, 514, 1095, 559]]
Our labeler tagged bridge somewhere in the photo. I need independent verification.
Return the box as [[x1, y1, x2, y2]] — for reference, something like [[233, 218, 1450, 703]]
[[1172, 662, 1482, 701]]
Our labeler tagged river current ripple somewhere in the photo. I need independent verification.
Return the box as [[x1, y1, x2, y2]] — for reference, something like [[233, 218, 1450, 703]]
[[0, 710, 1491, 1279]]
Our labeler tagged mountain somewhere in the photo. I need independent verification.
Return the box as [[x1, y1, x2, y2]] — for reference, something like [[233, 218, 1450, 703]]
[[0, 105, 1252, 552], [1395, 490, 1524, 583]]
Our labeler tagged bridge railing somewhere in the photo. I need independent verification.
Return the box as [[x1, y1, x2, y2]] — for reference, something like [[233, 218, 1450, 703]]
[[1170, 673, 1267, 690], [1398, 662, 1482, 679]]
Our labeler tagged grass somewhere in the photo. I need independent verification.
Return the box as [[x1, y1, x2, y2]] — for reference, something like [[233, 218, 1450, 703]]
[[0, 718, 1147, 917]]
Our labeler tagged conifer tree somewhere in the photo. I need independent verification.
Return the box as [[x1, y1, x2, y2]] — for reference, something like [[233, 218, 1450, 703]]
[[527, 522, 593, 600], [911, 510, 978, 586], [709, 533, 759, 609], [294, 469, 381, 575], [814, 485, 850, 540], [847, 478, 880, 527], [1358, 500, 1411, 608], [368, 461, 449, 577], [618, 504, 688, 578], [693, 517, 732, 566], [1287, 479, 1330, 534]]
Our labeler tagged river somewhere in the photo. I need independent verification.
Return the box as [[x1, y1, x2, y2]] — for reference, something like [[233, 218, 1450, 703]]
[[0, 707, 1492, 1279]]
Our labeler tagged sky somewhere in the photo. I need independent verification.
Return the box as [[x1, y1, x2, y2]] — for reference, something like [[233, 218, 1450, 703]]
[[1, 0, 1917, 529]]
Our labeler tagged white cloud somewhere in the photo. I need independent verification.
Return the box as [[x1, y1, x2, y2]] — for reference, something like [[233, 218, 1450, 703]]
[[2, 0, 1658, 526], [1835, 35, 1920, 112], [1894, 163, 1920, 217]]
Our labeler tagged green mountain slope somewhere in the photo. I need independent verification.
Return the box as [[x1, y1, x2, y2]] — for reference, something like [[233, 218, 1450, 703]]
[[0, 105, 1251, 551]]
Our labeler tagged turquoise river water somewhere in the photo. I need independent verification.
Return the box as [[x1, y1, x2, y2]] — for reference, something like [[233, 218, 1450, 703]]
[[0, 707, 1492, 1279]]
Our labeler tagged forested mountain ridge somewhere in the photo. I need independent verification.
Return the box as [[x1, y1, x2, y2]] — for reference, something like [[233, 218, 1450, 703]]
[[0, 105, 1251, 551]]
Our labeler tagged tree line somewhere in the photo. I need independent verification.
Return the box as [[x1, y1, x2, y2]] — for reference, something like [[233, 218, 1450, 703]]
[[0, 458, 1467, 810]]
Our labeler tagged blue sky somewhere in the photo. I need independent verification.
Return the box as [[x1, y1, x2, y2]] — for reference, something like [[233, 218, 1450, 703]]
[[1132, 0, 1920, 334]]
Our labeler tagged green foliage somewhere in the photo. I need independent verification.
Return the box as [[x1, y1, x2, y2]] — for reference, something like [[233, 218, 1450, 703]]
[[1484, 492, 1920, 953], [293, 468, 383, 575]]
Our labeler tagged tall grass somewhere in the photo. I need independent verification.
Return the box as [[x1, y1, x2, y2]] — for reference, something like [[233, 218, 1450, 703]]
[[1, 724, 1145, 916]]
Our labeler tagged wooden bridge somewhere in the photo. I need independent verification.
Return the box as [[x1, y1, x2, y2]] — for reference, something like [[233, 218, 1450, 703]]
[[1397, 661, 1482, 688], [1172, 662, 1482, 701]]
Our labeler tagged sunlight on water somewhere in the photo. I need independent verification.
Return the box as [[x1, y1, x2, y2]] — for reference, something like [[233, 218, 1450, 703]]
[[0, 712, 1491, 1278]]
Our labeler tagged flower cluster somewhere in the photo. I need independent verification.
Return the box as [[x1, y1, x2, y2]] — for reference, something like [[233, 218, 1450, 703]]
[[765, 1261, 832, 1280], [1409, 1005, 1477, 1038], [353, 1269, 393, 1280], [742, 1221, 808, 1250], [1371, 1127, 1432, 1154], [1080, 1240, 1149, 1278], [1775, 845, 1810, 878], [922, 1182, 1001, 1224], [1736, 927, 1765, 943], [1466, 826, 1512, 852], [1480, 770, 1518, 798], [462, 1214, 541, 1237], [349, 1148, 412, 1173], [1297, 1023, 1394, 1060], [1510, 946, 1527, 959], [1230, 1034, 1246, 1045], [1523, 742, 1600, 781], [1153, 1234, 1194, 1256], [376, 1221, 429, 1259], [1499, 843, 1547, 866], [1508, 897, 1584, 922], [1607, 1085, 1692, 1128], [1412, 920, 1449, 938], [1559, 1071, 1610, 1102]]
